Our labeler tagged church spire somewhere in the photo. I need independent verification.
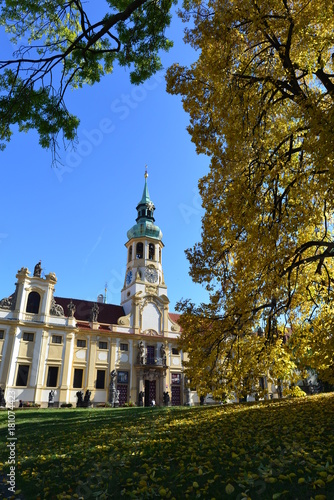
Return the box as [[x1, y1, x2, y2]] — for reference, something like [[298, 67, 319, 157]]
[[136, 168, 155, 223], [127, 170, 162, 241]]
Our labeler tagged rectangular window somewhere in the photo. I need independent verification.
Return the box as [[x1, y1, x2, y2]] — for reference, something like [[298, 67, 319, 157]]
[[23, 332, 34, 342], [77, 339, 86, 348], [16, 365, 30, 386], [120, 343, 128, 351], [172, 348, 179, 355], [99, 341, 108, 350], [46, 366, 59, 387], [52, 335, 62, 344], [171, 373, 181, 385], [117, 371, 128, 384], [0, 330, 4, 340], [73, 368, 83, 388], [146, 345, 155, 365], [96, 370, 105, 389]]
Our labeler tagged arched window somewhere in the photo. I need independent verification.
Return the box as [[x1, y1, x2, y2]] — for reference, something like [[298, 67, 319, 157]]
[[149, 243, 155, 260], [136, 242, 143, 259], [128, 246, 133, 262], [159, 248, 162, 263], [26, 291, 41, 314]]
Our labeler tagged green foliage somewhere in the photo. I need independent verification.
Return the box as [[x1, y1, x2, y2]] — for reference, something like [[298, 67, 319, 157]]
[[0, 394, 333, 498], [0, 0, 175, 158]]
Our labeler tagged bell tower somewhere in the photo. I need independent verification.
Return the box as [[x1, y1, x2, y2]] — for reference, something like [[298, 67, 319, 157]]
[[120, 170, 167, 315]]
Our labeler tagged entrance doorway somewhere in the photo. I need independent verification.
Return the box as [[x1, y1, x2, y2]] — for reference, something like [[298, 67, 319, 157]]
[[117, 384, 128, 406], [171, 386, 181, 406], [145, 380, 156, 406]]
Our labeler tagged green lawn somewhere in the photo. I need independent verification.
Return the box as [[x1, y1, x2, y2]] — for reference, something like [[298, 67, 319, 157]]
[[0, 393, 333, 499]]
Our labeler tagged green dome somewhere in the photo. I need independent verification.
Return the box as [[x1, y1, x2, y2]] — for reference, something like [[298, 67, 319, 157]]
[[127, 220, 163, 240]]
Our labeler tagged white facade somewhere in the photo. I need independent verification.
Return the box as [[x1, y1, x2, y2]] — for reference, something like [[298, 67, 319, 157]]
[[0, 174, 185, 408]]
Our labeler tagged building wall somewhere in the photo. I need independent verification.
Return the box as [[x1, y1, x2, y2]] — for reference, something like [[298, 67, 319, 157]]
[[0, 269, 184, 408]]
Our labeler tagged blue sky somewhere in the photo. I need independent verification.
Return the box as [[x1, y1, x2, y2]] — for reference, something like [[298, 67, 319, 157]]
[[0, 2, 210, 312]]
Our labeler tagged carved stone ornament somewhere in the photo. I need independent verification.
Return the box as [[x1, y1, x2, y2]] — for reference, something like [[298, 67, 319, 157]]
[[46, 272, 57, 283], [50, 297, 64, 316], [143, 329, 162, 336], [145, 369, 158, 381], [170, 315, 180, 332], [117, 313, 131, 326], [140, 297, 163, 314], [145, 285, 157, 295], [17, 267, 29, 276], [0, 289, 17, 311]]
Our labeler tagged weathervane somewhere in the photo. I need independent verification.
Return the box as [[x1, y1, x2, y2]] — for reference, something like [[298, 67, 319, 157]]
[[145, 164, 148, 178]]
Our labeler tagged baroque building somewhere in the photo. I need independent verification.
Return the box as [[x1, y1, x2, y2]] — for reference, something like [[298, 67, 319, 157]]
[[0, 173, 188, 408]]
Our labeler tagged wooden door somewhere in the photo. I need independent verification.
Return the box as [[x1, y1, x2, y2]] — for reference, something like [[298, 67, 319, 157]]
[[171, 386, 181, 406], [145, 380, 156, 406]]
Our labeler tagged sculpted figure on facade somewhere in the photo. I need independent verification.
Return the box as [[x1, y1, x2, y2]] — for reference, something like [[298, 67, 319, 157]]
[[0, 289, 17, 310], [67, 300, 76, 318], [138, 341, 145, 364], [48, 390, 55, 407], [84, 390, 92, 407], [0, 386, 6, 407], [160, 343, 167, 366], [90, 303, 99, 322], [33, 260, 42, 277], [138, 390, 144, 406], [109, 370, 117, 406], [50, 297, 64, 316], [76, 391, 83, 407], [0, 296, 13, 310]]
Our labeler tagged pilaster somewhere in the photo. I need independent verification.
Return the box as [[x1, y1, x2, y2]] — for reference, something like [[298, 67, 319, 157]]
[[1, 326, 17, 387], [59, 332, 74, 403], [87, 335, 97, 391], [34, 331, 50, 403]]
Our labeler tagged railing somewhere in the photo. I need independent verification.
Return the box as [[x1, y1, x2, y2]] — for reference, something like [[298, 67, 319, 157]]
[[138, 356, 167, 367]]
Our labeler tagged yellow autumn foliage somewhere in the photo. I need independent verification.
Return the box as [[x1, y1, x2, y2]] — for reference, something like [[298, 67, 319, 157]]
[[167, 0, 334, 394]]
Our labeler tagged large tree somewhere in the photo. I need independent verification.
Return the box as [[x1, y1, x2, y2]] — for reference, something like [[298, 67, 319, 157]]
[[0, 0, 174, 160], [167, 0, 334, 397]]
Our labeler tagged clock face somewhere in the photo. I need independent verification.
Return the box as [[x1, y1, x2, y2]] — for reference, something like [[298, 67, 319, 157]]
[[126, 270, 133, 285], [145, 267, 158, 283]]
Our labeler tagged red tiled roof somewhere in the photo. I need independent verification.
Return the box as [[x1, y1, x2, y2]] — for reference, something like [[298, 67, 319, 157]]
[[169, 312, 180, 323], [55, 297, 125, 325]]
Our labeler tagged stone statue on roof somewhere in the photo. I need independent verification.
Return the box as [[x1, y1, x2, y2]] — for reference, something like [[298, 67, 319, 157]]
[[67, 300, 76, 318], [90, 303, 99, 322], [33, 261, 42, 277]]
